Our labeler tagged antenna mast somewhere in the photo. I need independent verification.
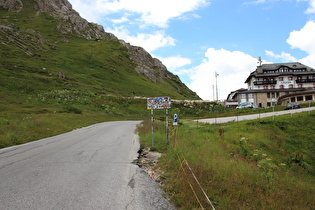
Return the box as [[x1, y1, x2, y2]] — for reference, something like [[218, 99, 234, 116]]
[[215, 71, 219, 101], [258, 57, 262, 66]]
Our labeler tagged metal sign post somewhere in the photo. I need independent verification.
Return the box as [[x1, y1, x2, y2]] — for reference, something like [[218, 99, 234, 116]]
[[166, 109, 169, 142], [151, 109, 154, 147], [147, 97, 171, 147]]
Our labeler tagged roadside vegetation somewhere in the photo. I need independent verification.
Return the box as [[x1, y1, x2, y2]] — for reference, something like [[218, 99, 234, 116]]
[[138, 111, 315, 209], [0, 97, 226, 148], [0, 95, 147, 148]]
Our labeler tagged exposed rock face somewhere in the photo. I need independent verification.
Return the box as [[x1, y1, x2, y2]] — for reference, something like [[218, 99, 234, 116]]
[[0, 0, 23, 11], [120, 40, 179, 83], [34, 0, 116, 40], [34, 0, 72, 13], [0, 0, 115, 40]]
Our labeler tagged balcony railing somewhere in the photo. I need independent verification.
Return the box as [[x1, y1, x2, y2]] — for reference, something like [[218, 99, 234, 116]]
[[253, 80, 277, 85], [296, 78, 315, 83]]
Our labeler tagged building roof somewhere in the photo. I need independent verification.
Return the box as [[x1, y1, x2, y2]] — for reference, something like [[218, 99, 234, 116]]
[[226, 88, 247, 101], [240, 88, 304, 93], [245, 62, 315, 83]]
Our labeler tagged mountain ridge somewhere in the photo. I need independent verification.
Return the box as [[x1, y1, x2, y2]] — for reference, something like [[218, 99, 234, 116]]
[[0, 0, 197, 94]]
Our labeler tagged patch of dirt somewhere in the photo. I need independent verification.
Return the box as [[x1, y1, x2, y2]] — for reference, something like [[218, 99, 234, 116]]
[[136, 147, 164, 185]]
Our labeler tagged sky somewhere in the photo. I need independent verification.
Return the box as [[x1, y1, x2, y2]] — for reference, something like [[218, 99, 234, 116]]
[[68, 0, 315, 100]]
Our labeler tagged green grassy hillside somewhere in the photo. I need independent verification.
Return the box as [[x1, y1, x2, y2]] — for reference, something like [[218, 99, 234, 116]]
[[0, 3, 198, 99]]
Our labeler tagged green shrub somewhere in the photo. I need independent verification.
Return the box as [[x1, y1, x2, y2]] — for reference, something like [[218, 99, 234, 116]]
[[64, 106, 82, 114]]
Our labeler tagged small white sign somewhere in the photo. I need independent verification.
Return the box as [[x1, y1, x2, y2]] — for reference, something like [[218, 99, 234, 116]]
[[280, 81, 293, 85], [173, 113, 178, 126]]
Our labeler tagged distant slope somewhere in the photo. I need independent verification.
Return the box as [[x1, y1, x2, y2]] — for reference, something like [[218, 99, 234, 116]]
[[0, 0, 200, 101]]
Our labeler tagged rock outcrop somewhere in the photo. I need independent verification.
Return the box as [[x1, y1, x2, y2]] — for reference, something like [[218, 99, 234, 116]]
[[0, 0, 115, 40], [0, 0, 23, 11], [34, 0, 115, 40], [120, 40, 177, 82]]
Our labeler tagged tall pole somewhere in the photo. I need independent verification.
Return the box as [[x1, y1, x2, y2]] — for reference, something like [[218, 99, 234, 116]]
[[215, 71, 219, 101], [166, 109, 169, 142], [151, 109, 154, 147]]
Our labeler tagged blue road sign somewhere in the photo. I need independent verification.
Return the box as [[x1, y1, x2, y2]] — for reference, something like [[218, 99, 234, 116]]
[[173, 113, 178, 125]]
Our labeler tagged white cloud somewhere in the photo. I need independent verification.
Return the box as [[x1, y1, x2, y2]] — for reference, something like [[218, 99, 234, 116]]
[[68, 0, 100, 23], [187, 48, 258, 100], [287, 20, 315, 67], [264, 20, 315, 67], [242, 0, 267, 6], [265, 50, 297, 62], [243, 0, 315, 12], [305, 0, 315, 14], [95, 0, 210, 27], [111, 17, 129, 24], [157, 56, 192, 71], [106, 27, 176, 52], [68, 0, 209, 27], [299, 55, 315, 66], [287, 21, 315, 54]]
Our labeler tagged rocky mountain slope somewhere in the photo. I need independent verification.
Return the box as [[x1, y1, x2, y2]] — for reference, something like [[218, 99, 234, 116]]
[[0, 0, 199, 99]]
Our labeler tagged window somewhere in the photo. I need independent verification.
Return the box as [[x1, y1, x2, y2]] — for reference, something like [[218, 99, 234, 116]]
[[270, 85, 275, 89], [279, 77, 283, 81], [267, 93, 270, 98], [263, 86, 268, 89], [305, 95, 313, 101], [298, 84, 303, 88], [297, 96, 304, 101], [248, 93, 253, 99], [291, 97, 296, 102], [241, 94, 246, 99], [276, 92, 280, 97], [288, 77, 293, 81], [289, 85, 293, 89], [279, 85, 284, 89], [271, 93, 275, 98]]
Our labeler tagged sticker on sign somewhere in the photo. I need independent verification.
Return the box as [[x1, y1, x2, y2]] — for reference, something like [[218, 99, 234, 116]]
[[147, 97, 171, 109]]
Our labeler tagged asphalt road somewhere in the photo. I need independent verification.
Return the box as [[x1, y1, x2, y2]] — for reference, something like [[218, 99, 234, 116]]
[[0, 121, 175, 210], [197, 106, 315, 124]]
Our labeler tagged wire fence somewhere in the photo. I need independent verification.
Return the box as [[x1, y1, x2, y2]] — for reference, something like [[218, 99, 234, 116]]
[[167, 125, 216, 210]]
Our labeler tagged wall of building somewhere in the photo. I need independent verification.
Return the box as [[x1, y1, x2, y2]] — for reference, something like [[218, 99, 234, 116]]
[[278, 91, 315, 105], [250, 75, 315, 90], [256, 93, 267, 107]]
